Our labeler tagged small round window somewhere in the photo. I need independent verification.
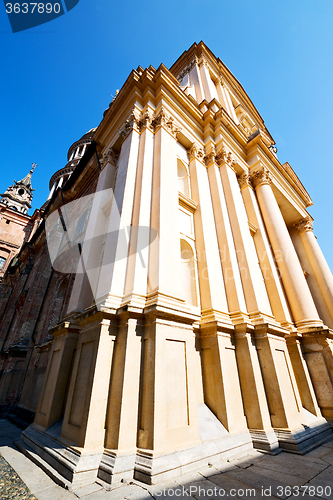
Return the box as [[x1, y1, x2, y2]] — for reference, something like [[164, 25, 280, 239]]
[[18, 188, 25, 195]]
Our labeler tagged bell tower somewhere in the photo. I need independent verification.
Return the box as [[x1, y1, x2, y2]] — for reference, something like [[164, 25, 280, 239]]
[[0, 164, 36, 214], [0, 165, 36, 278]]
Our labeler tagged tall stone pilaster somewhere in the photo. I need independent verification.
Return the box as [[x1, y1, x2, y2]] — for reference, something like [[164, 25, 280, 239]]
[[251, 167, 321, 330]]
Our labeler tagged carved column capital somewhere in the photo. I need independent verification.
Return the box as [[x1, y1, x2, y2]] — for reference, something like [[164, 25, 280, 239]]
[[101, 147, 119, 168], [238, 172, 252, 190], [250, 166, 272, 189], [151, 107, 180, 139], [204, 145, 216, 167], [215, 146, 226, 166], [188, 143, 205, 163], [295, 217, 314, 234], [119, 109, 140, 141], [215, 147, 236, 172], [198, 53, 209, 69], [138, 110, 154, 132], [216, 76, 228, 89]]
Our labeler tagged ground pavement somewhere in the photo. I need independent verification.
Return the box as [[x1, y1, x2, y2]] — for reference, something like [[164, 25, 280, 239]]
[[1, 418, 333, 500]]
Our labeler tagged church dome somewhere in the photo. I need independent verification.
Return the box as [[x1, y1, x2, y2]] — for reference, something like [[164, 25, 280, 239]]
[[48, 128, 96, 191], [67, 128, 96, 162]]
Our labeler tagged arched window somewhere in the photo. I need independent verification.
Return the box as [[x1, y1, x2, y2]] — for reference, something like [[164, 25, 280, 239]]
[[180, 239, 197, 306], [0, 256, 6, 270], [177, 159, 190, 198]]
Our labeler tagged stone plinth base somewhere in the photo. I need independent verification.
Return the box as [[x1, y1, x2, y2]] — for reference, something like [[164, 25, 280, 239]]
[[98, 450, 137, 485], [17, 417, 333, 488], [18, 423, 253, 488], [275, 419, 332, 454], [18, 425, 102, 489], [134, 432, 253, 485], [249, 429, 281, 454]]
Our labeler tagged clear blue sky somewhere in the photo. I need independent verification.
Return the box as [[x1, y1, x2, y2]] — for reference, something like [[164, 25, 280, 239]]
[[1, 0, 333, 269]]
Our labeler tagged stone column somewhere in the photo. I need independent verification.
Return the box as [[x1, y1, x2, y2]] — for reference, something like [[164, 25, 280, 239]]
[[147, 108, 183, 307], [198, 57, 216, 102], [294, 218, 333, 329], [218, 154, 273, 320], [238, 172, 293, 327], [188, 63, 205, 103], [206, 151, 248, 322], [123, 111, 154, 308], [95, 111, 141, 309], [188, 144, 229, 322], [67, 151, 118, 314], [215, 79, 239, 123], [251, 166, 321, 330]]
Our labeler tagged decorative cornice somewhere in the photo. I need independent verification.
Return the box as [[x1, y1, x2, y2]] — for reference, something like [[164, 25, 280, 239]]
[[178, 57, 199, 82], [250, 166, 272, 189], [281, 162, 313, 208], [238, 172, 251, 190], [151, 107, 180, 139], [101, 147, 119, 168], [295, 218, 313, 234], [119, 109, 140, 141], [188, 143, 205, 163]]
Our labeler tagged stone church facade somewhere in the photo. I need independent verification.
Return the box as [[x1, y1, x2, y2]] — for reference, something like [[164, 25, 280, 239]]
[[1, 42, 333, 487]]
